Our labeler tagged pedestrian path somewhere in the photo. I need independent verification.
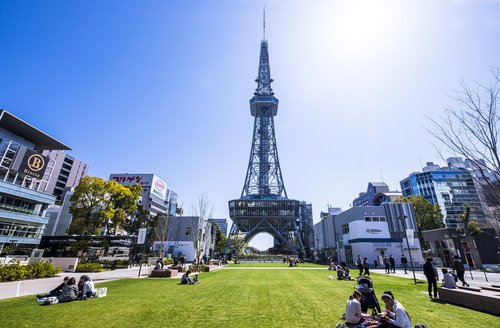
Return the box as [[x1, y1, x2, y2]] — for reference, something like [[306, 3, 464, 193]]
[[0, 265, 151, 300]]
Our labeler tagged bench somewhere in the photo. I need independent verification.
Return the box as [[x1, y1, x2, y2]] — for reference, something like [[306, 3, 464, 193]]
[[438, 287, 500, 316], [479, 285, 500, 292], [458, 285, 481, 292], [149, 269, 178, 278]]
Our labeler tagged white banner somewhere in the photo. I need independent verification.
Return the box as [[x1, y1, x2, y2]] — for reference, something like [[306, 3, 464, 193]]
[[406, 229, 414, 246], [137, 228, 147, 245]]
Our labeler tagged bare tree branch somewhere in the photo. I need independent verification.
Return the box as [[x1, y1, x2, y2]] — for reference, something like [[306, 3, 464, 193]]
[[426, 69, 500, 233]]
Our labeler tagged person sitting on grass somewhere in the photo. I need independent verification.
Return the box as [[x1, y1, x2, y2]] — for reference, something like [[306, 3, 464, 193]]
[[57, 277, 79, 303], [441, 268, 457, 289], [377, 293, 411, 328], [82, 275, 96, 299], [37, 276, 69, 300], [342, 266, 352, 280], [180, 270, 198, 285], [337, 266, 345, 280], [345, 290, 372, 326]]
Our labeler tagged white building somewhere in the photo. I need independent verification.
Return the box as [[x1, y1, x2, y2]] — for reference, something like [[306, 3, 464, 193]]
[[315, 203, 424, 268]]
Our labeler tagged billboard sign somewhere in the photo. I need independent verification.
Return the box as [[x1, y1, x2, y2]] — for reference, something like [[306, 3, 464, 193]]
[[13, 148, 49, 179], [110, 174, 153, 186], [151, 175, 167, 200]]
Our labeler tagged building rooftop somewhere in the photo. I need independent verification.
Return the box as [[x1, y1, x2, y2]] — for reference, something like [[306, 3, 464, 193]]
[[0, 110, 71, 150]]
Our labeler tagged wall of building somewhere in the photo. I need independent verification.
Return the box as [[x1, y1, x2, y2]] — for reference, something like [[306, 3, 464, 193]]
[[314, 203, 424, 267]]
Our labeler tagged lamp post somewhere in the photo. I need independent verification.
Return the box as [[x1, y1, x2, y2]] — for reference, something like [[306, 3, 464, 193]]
[[397, 215, 417, 284]]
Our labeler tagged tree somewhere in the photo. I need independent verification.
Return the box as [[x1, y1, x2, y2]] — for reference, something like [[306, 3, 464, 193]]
[[453, 203, 483, 268], [213, 224, 227, 255], [427, 68, 500, 231], [190, 194, 214, 267], [395, 195, 445, 247], [458, 203, 483, 237], [229, 235, 247, 263], [151, 213, 170, 258], [123, 205, 150, 236], [69, 176, 141, 235]]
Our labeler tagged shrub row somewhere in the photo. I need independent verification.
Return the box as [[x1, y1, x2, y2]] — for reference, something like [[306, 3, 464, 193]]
[[75, 262, 105, 272], [0, 261, 61, 282]]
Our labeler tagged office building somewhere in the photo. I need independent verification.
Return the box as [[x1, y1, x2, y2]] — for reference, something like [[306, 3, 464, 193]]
[[38, 150, 88, 204], [109, 173, 170, 216], [0, 110, 70, 254], [208, 218, 228, 236], [400, 161, 485, 228], [44, 190, 74, 236], [353, 182, 402, 207]]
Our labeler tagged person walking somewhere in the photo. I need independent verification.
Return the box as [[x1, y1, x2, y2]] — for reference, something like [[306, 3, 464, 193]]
[[400, 255, 408, 274], [389, 255, 396, 273], [423, 257, 439, 299], [452, 255, 470, 287], [383, 255, 390, 274], [362, 257, 370, 276], [356, 255, 363, 276]]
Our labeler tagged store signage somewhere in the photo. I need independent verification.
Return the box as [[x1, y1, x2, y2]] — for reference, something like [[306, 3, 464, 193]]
[[17, 149, 49, 179], [366, 228, 382, 234], [137, 228, 147, 245]]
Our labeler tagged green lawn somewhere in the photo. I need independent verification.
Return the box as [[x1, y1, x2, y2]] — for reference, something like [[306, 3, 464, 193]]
[[0, 265, 497, 328], [228, 261, 326, 268]]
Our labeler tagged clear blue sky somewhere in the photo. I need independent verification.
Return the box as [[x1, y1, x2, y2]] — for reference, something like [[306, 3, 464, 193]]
[[1, 1, 499, 250]]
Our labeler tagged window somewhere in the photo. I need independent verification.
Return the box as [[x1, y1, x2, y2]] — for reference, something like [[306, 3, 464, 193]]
[[372, 217, 380, 222], [341, 224, 349, 234], [185, 227, 192, 235], [365, 217, 372, 221]]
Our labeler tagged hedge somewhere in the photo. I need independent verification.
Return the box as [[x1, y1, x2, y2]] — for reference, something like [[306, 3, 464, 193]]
[[75, 262, 105, 272], [0, 261, 61, 282]]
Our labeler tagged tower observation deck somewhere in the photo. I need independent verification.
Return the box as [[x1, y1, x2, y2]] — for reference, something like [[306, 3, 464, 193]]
[[228, 29, 313, 257]]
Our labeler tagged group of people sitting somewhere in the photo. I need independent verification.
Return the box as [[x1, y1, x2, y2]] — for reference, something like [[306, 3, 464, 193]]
[[37, 275, 96, 305], [344, 290, 412, 328], [336, 265, 353, 280]]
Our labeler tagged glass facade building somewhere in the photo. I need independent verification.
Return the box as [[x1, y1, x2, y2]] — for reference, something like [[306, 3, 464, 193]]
[[400, 162, 485, 228], [0, 110, 71, 255]]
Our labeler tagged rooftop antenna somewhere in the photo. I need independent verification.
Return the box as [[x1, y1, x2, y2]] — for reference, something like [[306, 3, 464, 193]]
[[263, 6, 266, 40], [379, 168, 384, 182], [418, 154, 424, 169]]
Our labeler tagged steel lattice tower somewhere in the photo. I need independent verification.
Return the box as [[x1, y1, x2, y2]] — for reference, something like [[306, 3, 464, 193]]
[[228, 25, 314, 257], [241, 38, 286, 200]]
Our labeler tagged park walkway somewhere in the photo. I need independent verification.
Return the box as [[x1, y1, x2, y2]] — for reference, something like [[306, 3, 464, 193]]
[[0, 263, 224, 300], [223, 265, 500, 285], [0, 265, 152, 300]]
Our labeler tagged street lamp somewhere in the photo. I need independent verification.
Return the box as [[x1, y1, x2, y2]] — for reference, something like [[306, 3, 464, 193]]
[[396, 215, 417, 284]]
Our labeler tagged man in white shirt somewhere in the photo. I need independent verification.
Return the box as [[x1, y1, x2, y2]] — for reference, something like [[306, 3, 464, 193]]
[[380, 293, 412, 328], [441, 268, 457, 289]]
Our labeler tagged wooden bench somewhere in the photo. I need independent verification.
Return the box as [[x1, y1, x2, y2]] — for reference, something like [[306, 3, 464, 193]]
[[149, 269, 178, 278], [438, 287, 500, 316]]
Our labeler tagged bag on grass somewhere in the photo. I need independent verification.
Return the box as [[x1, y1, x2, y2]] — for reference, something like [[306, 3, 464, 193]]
[[95, 287, 108, 298]]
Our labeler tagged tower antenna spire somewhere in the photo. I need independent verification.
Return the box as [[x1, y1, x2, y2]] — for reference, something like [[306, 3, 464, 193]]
[[263, 6, 266, 40]]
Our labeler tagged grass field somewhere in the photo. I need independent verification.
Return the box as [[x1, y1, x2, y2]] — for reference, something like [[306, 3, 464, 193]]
[[0, 263, 497, 328]]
